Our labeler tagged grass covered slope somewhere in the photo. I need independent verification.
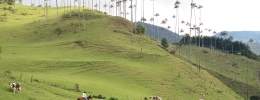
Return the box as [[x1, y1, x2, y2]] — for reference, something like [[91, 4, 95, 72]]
[[0, 4, 242, 100], [177, 45, 260, 98]]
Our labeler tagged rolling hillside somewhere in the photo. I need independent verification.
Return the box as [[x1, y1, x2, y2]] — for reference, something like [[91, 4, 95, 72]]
[[177, 45, 260, 99], [0, 4, 243, 100]]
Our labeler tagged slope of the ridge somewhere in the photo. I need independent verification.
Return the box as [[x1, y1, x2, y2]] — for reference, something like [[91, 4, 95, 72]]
[[0, 4, 242, 100]]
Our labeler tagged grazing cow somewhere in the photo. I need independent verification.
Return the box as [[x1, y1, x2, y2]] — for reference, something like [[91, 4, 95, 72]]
[[149, 96, 162, 100], [9, 83, 22, 93]]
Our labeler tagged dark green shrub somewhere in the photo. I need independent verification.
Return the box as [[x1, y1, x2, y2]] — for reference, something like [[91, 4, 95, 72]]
[[109, 97, 118, 100], [135, 24, 146, 34], [161, 38, 169, 48]]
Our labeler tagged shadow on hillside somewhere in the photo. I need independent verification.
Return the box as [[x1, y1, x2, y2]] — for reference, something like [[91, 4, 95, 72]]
[[207, 69, 260, 100], [170, 51, 260, 100]]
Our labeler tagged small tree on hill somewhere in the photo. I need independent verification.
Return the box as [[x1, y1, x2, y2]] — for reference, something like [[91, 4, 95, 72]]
[[161, 38, 169, 48], [135, 24, 146, 34]]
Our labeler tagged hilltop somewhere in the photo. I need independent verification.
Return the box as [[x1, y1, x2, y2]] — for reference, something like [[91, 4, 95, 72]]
[[0, 4, 243, 100]]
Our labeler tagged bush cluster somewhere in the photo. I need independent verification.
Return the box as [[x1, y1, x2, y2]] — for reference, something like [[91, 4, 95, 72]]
[[93, 94, 106, 99]]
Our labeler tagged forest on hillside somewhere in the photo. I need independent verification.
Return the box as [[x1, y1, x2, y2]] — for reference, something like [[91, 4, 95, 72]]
[[180, 36, 259, 60]]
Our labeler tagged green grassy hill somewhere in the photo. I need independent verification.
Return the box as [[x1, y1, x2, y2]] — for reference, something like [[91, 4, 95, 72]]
[[0, 4, 243, 100], [177, 45, 260, 99]]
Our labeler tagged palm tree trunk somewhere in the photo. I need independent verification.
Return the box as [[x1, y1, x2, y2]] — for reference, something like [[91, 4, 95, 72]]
[[189, 0, 193, 62], [56, 0, 61, 30], [83, 0, 86, 29], [46, 0, 48, 22], [130, 0, 133, 45], [134, 0, 137, 40], [78, 0, 81, 31], [70, 0, 72, 16], [13, 0, 15, 16]]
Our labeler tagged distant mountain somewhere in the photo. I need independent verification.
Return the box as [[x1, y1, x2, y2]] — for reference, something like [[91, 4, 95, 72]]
[[135, 22, 182, 44], [214, 31, 260, 55], [214, 31, 260, 43]]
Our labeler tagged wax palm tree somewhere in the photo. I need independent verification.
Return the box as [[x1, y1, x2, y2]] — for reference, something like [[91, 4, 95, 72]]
[[56, 0, 61, 31], [213, 31, 217, 49], [228, 36, 234, 54], [160, 19, 167, 40], [129, 0, 133, 44], [111, 0, 115, 15], [116, 0, 122, 32], [74, 0, 77, 10], [220, 31, 228, 52], [94, 3, 98, 10], [189, 1, 196, 61], [172, 15, 176, 43], [155, 13, 159, 40], [149, 17, 154, 39], [45, 0, 48, 22], [122, 0, 127, 18], [104, 3, 108, 14], [78, 0, 81, 31], [83, 0, 86, 29], [175, 0, 180, 41], [197, 4, 203, 47], [99, 0, 100, 11], [110, 4, 114, 15], [160, 20, 166, 39]]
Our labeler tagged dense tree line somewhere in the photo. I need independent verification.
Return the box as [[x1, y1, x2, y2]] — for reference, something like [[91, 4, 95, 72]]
[[180, 36, 258, 60]]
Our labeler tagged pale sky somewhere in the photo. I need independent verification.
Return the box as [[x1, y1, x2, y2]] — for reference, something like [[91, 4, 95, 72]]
[[21, 0, 260, 36]]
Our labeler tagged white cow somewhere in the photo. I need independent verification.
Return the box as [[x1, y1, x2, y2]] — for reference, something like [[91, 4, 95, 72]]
[[9, 83, 22, 93]]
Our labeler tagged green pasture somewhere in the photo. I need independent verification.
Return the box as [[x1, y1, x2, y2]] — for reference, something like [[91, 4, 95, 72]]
[[0, 4, 243, 100]]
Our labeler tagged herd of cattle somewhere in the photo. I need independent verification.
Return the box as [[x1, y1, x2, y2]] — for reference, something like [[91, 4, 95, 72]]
[[9, 83, 22, 93], [8, 83, 163, 100]]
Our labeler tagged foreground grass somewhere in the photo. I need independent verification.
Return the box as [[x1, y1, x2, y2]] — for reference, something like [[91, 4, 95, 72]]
[[0, 4, 243, 100]]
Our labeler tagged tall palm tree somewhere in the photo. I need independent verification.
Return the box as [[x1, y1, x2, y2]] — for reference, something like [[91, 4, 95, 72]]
[[149, 17, 154, 40], [104, 3, 108, 14], [83, 0, 86, 29], [122, 0, 127, 18], [161, 19, 166, 40], [220, 31, 228, 52], [130, 0, 133, 45], [155, 13, 160, 40], [213, 31, 217, 49], [189, 1, 196, 61], [174, 0, 180, 45], [151, 0, 155, 42], [111, 0, 115, 15], [78, 0, 81, 31], [45, 0, 48, 22], [173, 15, 176, 43], [110, 4, 114, 15], [99, 0, 100, 11], [94, 3, 98, 10], [228, 36, 234, 54], [56, 0, 61, 31], [74, 0, 77, 10], [13, 0, 16, 16], [70, 0, 72, 16]]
